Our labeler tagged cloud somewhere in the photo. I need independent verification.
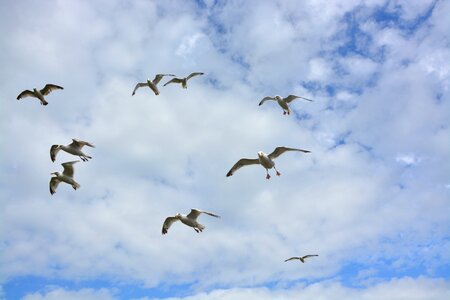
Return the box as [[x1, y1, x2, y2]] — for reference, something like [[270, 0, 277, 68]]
[[0, 0, 449, 298]]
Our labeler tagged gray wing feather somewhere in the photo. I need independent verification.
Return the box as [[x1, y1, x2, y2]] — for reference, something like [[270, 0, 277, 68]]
[[226, 158, 260, 177], [132, 82, 148, 95], [17, 90, 36, 100], [186, 72, 204, 80], [152, 74, 175, 85], [284, 94, 313, 103], [162, 217, 179, 234], [40, 84, 63, 96], [188, 209, 220, 219], [268, 147, 311, 160], [49, 177, 60, 195], [70, 139, 95, 149], [61, 161, 79, 177], [259, 96, 276, 106], [284, 257, 300, 262], [163, 78, 183, 86]]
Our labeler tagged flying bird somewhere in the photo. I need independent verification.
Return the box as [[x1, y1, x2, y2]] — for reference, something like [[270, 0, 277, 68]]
[[132, 74, 175, 96], [49, 161, 80, 195], [50, 139, 95, 162], [162, 208, 220, 234], [163, 72, 204, 89], [17, 84, 63, 106], [226, 147, 311, 179], [259, 94, 313, 115], [285, 254, 319, 263]]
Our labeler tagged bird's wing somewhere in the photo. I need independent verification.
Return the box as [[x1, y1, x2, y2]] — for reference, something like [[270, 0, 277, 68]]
[[132, 82, 148, 95], [163, 78, 183, 86], [50, 145, 60, 162], [162, 216, 179, 234], [40, 84, 63, 96], [284, 94, 313, 103], [61, 161, 79, 177], [49, 177, 60, 195], [152, 74, 175, 85], [226, 158, 260, 177], [258, 96, 276, 106], [284, 257, 300, 262], [16, 90, 36, 100], [70, 138, 95, 149], [186, 72, 204, 80], [302, 254, 319, 260], [188, 208, 220, 219], [268, 147, 311, 160]]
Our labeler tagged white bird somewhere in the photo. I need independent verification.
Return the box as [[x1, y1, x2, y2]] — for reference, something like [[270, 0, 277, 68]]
[[132, 74, 175, 96], [285, 254, 319, 263], [162, 208, 220, 234], [259, 94, 313, 115], [226, 147, 311, 179], [163, 72, 204, 89], [49, 161, 80, 195], [17, 84, 63, 106], [50, 139, 95, 162]]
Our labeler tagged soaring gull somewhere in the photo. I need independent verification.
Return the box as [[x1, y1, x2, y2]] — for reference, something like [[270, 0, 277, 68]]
[[132, 74, 175, 96], [49, 161, 80, 195], [162, 208, 220, 234], [163, 72, 204, 89], [259, 94, 313, 115], [226, 147, 311, 179], [17, 84, 63, 106], [285, 254, 319, 263], [50, 139, 95, 162]]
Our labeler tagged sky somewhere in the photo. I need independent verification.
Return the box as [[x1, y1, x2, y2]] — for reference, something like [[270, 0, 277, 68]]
[[0, 0, 449, 299]]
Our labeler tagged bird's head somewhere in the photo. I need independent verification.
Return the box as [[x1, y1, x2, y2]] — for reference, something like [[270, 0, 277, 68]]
[[175, 213, 182, 219], [275, 95, 282, 100], [257, 151, 264, 158], [51, 172, 60, 176]]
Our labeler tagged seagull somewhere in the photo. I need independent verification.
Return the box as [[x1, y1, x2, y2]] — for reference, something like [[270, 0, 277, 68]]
[[162, 208, 220, 234], [163, 72, 204, 89], [50, 139, 95, 162], [132, 74, 175, 96], [16, 84, 63, 106], [285, 254, 319, 263], [49, 161, 80, 195], [226, 147, 311, 179], [259, 94, 313, 115]]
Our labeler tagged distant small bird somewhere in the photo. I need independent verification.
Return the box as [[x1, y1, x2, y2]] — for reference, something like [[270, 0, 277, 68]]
[[226, 147, 311, 179], [162, 208, 220, 234], [49, 161, 80, 195], [259, 94, 313, 115], [285, 254, 319, 263], [163, 72, 204, 89], [50, 139, 95, 162], [132, 74, 175, 96], [17, 84, 63, 106]]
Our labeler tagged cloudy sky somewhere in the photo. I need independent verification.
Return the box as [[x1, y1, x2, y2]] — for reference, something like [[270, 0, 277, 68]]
[[1, 0, 449, 299]]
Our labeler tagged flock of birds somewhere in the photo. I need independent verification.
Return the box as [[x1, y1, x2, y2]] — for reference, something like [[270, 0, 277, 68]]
[[16, 72, 318, 265]]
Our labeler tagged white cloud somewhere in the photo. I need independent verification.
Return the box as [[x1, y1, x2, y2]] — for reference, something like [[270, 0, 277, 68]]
[[0, 0, 449, 297]]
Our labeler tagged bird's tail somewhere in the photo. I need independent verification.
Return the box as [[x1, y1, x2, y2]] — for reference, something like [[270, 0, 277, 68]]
[[197, 224, 205, 232], [41, 99, 49, 106], [72, 182, 80, 190]]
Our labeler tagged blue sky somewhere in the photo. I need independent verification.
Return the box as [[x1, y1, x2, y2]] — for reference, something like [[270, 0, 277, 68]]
[[1, 0, 449, 299]]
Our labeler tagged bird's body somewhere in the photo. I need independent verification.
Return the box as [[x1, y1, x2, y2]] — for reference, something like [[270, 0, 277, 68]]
[[49, 161, 80, 195], [132, 74, 175, 96], [226, 147, 311, 179], [285, 254, 319, 263], [50, 139, 94, 162], [163, 72, 204, 89], [17, 84, 63, 106], [259, 94, 313, 115], [162, 208, 220, 234]]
